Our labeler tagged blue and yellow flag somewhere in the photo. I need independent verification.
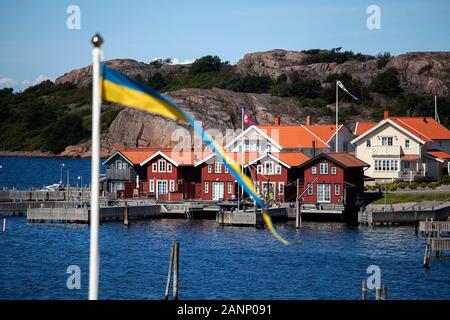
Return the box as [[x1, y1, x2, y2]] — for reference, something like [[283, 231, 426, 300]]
[[101, 65, 296, 245], [337, 80, 359, 101]]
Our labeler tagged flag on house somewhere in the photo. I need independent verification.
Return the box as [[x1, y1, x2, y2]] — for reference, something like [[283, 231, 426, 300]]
[[101, 64, 293, 245], [243, 112, 256, 125], [337, 80, 359, 101]]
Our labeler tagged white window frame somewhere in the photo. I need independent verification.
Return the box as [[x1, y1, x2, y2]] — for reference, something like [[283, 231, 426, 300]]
[[158, 159, 166, 172], [307, 184, 313, 195], [331, 166, 337, 175], [204, 181, 209, 194], [381, 136, 394, 146], [275, 165, 282, 175], [214, 162, 222, 174], [169, 180, 175, 192], [227, 181, 232, 194], [257, 165, 263, 174], [224, 165, 229, 173], [167, 163, 172, 173], [278, 182, 285, 195], [366, 139, 371, 148], [405, 139, 410, 149], [152, 163, 157, 172], [312, 166, 317, 175], [157, 180, 168, 195], [149, 180, 154, 193], [320, 163, 329, 175], [334, 183, 341, 196], [317, 184, 331, 203], [207, 164, 212, 173], [264, 161, 274, 175]]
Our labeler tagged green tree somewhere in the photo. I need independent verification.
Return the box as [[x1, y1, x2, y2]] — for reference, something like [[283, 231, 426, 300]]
[[190, 55, 224, 75], [44, 114, 84, 153], [288, 79, 322, 99], [370, 68, 403, 96]]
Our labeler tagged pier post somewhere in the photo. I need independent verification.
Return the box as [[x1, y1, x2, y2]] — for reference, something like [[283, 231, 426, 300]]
[[423, 238, 431, 268], [382, 284, 388, 300], [361, 280, 367, 300], [2, 218, 6, 233], [164, 241, 175, 300], [124, 203, 129, 227], [173, 241, 180, 300], [295, 179, 302, 229], [375, 287, 382, 300]]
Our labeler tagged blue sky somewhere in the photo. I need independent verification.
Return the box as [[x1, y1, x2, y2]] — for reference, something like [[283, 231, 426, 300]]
[[1, 0, 449, 91]]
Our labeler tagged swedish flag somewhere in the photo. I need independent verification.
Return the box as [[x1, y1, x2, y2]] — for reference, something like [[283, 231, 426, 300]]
[[101, 65, 294, 245]]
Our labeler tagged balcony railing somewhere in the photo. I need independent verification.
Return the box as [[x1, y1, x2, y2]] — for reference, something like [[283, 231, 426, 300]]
[[106, 168, 137, 181], [372, 145, 401, 156], [398, 170, 426, 181]]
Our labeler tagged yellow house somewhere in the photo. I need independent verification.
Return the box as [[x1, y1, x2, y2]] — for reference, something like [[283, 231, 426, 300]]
[[352, 112, 450, 182]]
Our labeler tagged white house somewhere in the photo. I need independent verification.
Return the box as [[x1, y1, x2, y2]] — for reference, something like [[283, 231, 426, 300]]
[[352, 112, 450, 182]]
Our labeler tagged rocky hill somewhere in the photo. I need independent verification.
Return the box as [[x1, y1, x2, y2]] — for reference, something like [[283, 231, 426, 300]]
[[2, 49, 450, 158]]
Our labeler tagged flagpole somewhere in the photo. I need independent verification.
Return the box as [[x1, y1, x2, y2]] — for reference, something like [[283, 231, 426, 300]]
[[335, 81, 339, 153], [89, 33, 103, 300]]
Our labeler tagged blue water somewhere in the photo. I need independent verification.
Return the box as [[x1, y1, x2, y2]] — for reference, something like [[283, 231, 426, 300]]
[[0, 157, 450, 300], [0, 156, 105, 190]]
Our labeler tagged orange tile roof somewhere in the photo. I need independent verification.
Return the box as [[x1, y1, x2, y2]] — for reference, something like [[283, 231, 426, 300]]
[[427, 149, 450, 160], [277, 152, 310, 166], [118, 147, 196, 165], [257, 125, 329, 148], [390, 117, 450, 141], [303, 124, 340, 143], [354, 122, 377, 136]]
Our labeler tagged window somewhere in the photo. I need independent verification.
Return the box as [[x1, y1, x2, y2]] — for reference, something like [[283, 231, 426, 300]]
[[157, 180, 168, 194], [312, 166, 317, 175], [169, 180, 175, 192], [204, 181, 209, 193], [257, 165, 263, 174], [149, 180, 154, 193], [404, 161, 411, 169], [317, 184, 331, 202], [264, 161, 274, 175], [214, 162, 222, 174], [275, 165, 282, 175], [167, 163, 172, 173], [307, 184, 313, 195], [374, 159, 399, 171], [381, 136, 394, 146], [320, 163, 329, 175], [278, 182, 285, 195], [158, 159, 166, 172], [366, 139, 371, 148], [207, 164, 212, 173], [152, 163, 157, 172], [331, 167, 337, 175], [224, 165, 229, 173], [334, 183, 341, 196], [405, 139, 410, 148], [245, 140, 250, 151], [227, 181, 232, 194]]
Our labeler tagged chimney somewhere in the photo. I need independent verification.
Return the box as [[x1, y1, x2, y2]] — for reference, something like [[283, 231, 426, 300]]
[[383, 110, 389, 119], [306, 115, 311, 126], [274, 116, 280, 125]]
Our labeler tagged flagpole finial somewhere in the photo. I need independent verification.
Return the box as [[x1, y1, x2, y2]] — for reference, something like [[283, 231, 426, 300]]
[[91, 33, 103, 47]]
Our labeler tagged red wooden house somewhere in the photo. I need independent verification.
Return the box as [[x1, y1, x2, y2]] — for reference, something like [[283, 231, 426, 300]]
[[140, 148, 200, 200], [297, 152, 369, 208]]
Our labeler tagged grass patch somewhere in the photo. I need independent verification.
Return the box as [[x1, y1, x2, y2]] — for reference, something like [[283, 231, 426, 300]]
[[371, 192, 450, 205]]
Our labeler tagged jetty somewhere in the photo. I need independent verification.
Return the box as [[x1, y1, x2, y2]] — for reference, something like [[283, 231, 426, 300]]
[[358, 201, 450, 225], [420, 220, 450, 267], [217, 207, 287, 226]]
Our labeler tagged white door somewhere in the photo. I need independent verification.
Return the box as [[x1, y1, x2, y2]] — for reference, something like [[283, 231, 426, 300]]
[[317, 184, 331, 203], [157, 180, 168, 194], [212, 182, 224, 200]]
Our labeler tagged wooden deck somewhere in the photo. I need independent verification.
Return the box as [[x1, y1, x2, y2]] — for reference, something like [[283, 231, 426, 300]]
[[216, 207, 287, 227], [421, 220, 450, 268]]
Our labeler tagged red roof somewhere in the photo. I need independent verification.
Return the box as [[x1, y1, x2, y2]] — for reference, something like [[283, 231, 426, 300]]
[[427, 149, 450, 160], [401, 154, 421, 160], [116, 147, 196, 166], [354, 122, 377, 136], [298, 152, 369, 169], [257, 125, 329, 148], [278, 152, 310, 166]]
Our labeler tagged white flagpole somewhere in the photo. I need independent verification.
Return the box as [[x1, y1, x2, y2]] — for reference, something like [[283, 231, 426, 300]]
[[89, 33, 103, 300], [335, 81, 339, 153]]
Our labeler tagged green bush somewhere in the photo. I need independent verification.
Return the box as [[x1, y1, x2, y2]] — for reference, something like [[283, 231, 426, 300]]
[[428, 182, 440, 189], [370, 68, 403, 96], [409, 182, 419, 189], [190, 55, 227, 75], [439, 175, 450, 185], [419, 182, 428, 189], [396, 182, 408, 189]]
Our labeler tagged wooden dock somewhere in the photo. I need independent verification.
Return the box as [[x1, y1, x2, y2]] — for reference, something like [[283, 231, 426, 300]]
[[359, 201, 450, 225], [421, 220, 450, 267], [216, 207, 287, 227], [27, 204, 162, 223]]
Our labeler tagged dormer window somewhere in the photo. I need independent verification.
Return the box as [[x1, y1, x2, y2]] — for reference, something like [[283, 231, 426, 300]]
[[381, 136, 393, 146], [158, 159, 166, 172]]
